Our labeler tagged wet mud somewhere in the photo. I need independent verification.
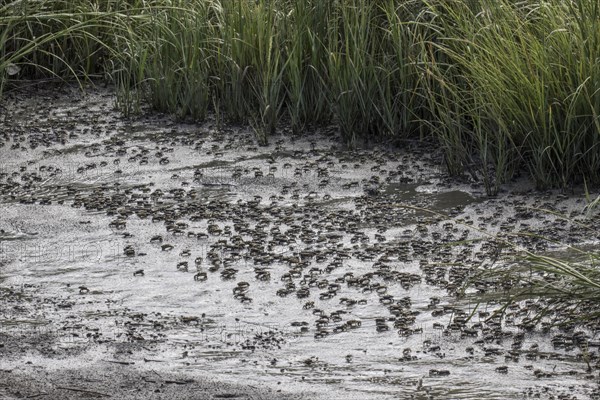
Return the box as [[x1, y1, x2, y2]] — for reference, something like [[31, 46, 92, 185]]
[[1, 85, 599, 399]]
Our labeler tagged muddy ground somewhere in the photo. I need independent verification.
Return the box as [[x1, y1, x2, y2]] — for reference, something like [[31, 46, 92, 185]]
[[1, 85, 599, 399]]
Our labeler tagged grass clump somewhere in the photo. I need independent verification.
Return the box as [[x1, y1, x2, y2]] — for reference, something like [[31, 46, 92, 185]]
[[461, 203, 600, 330], [0, 0, 115, 92], [470, 247, 600, 331]]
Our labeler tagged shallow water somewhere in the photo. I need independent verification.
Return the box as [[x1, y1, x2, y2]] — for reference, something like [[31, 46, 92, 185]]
[[1, 86, 599, 399]]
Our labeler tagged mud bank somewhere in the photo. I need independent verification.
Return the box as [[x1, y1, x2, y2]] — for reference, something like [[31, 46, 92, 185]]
[[1, 85, 599, 399]]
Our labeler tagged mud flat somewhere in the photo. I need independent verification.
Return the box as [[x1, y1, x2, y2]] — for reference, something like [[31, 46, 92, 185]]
[[1, 85, 599, 399]]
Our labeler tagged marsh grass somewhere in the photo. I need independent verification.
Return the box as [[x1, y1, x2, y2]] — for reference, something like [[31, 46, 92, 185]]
[[1, 0, 599, 191], [0, 1, 110, 92], [401, 203, 600, 328], [283, 0, 331, 134], [238, 1, 286, 144], [421, 0, 600, 192], [471, 247, 600, 329], [460, 218, 600, 328]]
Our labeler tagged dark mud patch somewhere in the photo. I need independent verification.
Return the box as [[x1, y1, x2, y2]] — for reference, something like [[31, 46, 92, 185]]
[[0, 362, 306, 400], [0, 285, 314, 400]]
